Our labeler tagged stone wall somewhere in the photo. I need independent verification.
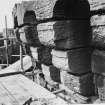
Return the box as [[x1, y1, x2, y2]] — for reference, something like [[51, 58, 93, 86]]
[[12, 0, 105, 103], [90, 0, 105, 101]]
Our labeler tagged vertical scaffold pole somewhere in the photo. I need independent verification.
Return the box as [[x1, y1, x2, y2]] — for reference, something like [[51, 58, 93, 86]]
[[20, 45, 24, 72], [5, 16, 9, 66]]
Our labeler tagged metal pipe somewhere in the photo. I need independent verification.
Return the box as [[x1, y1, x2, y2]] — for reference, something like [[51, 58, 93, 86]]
[[11, 55, 25, 57], [20, 45, 24, 72], [5, 16, 9, 66], [0, 37, 16, 41], [0, 71, 23, 77], [52, 89, 65, 94]]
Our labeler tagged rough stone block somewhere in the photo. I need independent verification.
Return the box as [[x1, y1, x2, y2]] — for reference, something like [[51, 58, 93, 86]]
[[89, 0, 105, 11], [13, 0, 90, 25], [30, 46, 52, 65], [92, 26, 105, 49], [92, 50, 105, 75], [51, 48, 93, 74], [41, 64, 61, 83], [42, 64, 51, 77], [91, 15, 105, 49], [37, 20, 91, 49], [13, 0, 91, 50], [38, 46, 52, 65], [60, 71, 95, 97], [50, 65, 61, 83], [94, 73, 105, 101], [34, 0, 90, 20], [91, 15, 105, 26], [30, 47, 38, 61], [19, 26, 41, 47]]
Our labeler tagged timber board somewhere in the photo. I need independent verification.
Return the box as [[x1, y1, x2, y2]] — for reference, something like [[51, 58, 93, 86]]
[[0, 55, 32, 74], [0, 74, 68, 105]]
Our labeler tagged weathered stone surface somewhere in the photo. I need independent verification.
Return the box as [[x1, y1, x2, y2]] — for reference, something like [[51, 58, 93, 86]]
[[91, 15, 105, 48], [13, 3, 24, 26], [30, 47, 38, 61], [23, 10, 36, 24], [91, 15, 105, 26], [36, 73, 47, 88], [18, 26, 41, 47], [13, 0, 90, 26], [35, 0, 90, 20], [90, 0, 105, 49], [38, 46, 52, 65], [60, 71, 95, 97], [12, 1, 37, 25], [92, 50, 105, 75], [37, 20, 91, 49], [13, 0, 91, 49], [51, 50, 68, 71], [94, 73, 105, 101], [41, 64, 61, 83], [50, 65, 61, 83], [51, 48, 93, 74], [42, 64, 51, 77], [87, 0, 105, 49], [30, 46, 52, 65], [92, 26, 105, 49], [37, 22, 55, 47], [89, 0, 105, 11]]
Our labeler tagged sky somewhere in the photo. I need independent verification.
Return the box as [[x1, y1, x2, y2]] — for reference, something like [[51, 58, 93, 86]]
[[0, 0, 30, 32]]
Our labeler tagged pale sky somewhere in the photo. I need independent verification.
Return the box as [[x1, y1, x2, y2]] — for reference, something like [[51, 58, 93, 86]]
[[0, 0, 30, 32]]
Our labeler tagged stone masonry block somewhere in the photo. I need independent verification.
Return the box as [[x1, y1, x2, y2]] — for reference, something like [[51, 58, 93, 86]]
[[37, 20, 91, 50], [51, 48, 93, 74], [60, 71, 95, 97], [92, 50, 105, 75], [94, 73, 105, 101], [41, 64, 61, 83]]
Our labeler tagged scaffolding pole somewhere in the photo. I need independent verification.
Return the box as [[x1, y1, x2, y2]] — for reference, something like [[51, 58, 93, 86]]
[[5, 16, 9, 66], [20, 45, 24, 72]]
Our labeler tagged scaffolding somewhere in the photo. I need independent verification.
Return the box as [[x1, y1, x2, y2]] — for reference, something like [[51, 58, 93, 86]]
[[0, 16, 24, 70], [0, 37, 24, 68]]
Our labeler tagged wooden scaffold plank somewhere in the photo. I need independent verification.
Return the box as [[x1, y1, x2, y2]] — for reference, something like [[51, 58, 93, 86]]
[[0, 74, 69, 105]]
